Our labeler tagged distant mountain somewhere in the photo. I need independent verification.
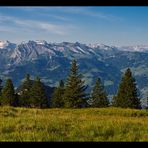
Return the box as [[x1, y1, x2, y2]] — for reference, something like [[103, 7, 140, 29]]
[[0, 40, 148, 106], [119, 45, 148, 53]]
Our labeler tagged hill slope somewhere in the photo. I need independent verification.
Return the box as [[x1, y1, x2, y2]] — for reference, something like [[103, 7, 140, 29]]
[[0, 106, 148, 141]]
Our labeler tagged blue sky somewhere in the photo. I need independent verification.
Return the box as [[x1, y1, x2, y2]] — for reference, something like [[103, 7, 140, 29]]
[[0, 6, 148, 46]]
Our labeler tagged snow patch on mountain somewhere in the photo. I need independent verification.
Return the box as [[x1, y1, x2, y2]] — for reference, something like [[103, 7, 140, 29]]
[[34, 40, 48, 45], [0, 40, 9, 48], [119, 45, 148, 52], [1, 40, 148, 67], [88, 43, 114, 51]]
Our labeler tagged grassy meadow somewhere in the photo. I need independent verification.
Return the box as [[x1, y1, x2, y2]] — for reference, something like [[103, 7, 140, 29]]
[[0, 106, 148, 141]]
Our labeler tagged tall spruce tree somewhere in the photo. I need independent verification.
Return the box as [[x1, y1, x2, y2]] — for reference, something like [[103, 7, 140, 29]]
[[112, 68, 141, 109], [63, 59, 87, 108], [90, 78, 109, 107], [51, 80, 65, 108], [30, 76, 48, 108], [19, 74, 32, 107], [0, 79, 16, 106]]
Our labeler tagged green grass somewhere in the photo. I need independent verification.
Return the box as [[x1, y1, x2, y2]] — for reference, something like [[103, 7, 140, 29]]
[[0, 106, 148, 141]]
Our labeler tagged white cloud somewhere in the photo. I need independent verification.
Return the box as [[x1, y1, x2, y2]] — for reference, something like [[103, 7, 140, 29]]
[[11, 7, 121, 22], [52, 7, 122, 21], [0, 14, 71, 35]]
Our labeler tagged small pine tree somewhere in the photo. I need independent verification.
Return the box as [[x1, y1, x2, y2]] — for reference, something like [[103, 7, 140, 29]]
[[19, 74, 32, 107], [63, 59, 87, 108], [112, 68, 141, 109], [30, 76, 48, 108], [0, 79, 16, 106], [90, 78, 109, 107], [51, 80, 65, 108]]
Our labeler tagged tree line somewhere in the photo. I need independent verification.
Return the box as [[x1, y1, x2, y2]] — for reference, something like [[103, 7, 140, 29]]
[[0, 59, 142, 109]]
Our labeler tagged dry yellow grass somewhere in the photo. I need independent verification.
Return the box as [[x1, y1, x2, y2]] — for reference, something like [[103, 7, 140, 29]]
[[0, 106, 148, 141]]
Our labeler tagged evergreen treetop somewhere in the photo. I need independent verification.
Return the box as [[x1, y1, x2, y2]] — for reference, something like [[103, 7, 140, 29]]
[[18, 74, 32, 107], [30, 76, 48, 108], [51, 80, 65, 108], [0, 79, 16, 106], [91, 78, 109, 107], [22, 74, 31, 90], [112, 68, 141, 109], [63, 59, 87, 108]]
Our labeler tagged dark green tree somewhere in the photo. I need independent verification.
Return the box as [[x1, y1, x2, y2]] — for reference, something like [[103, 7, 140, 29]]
[[63, 59, 87, 108], [51, 80, 65, 108], [19, 74, 32, 107], [112, 68, 141, 109], [30, 76, 48, 108], [14, 93, 19, 107], [0, 79, 16, 106], [90, 78, 109, 107]]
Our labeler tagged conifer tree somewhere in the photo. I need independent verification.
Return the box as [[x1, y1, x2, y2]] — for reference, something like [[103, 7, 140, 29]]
[[19, 74, 32, 107], [90, 78, 109, 107], [0, 79, 16, 106], [112, 68, 141, 109], [30, 76, 48, 108], [51, 80, 65, 108], [63, 59, 87, 108]]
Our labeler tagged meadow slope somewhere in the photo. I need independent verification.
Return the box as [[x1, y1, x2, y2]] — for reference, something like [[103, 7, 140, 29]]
[[0, 106, 148, 141]]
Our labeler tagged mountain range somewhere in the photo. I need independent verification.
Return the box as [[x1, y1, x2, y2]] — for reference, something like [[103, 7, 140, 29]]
[[0, 40, 148, 106]]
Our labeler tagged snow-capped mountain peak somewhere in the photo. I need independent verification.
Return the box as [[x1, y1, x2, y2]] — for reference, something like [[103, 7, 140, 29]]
[[88, 43, 113, 50], [0, 40, 17, 50], [34, 40, 48, 45], [0, 40, 11, 49]]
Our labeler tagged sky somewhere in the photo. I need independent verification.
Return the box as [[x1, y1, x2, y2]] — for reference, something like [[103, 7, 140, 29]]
[[0, 6, 148, 46]]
